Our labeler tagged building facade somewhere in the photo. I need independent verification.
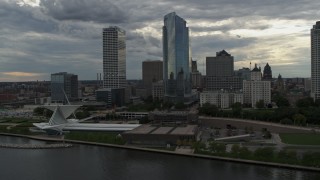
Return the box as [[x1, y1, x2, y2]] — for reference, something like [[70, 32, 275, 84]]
[[243, 65, 271, 108], [142, 60, 163, 96], [103, 26, 126, 89], [311, 21, 320, 100], [163, 12, 191, 102], [206, 50, 234, 77], [51, 72, 78, 103], [152, 80, 164, 100], [262, 63, 272, 81], [205, 50, 242, 91], [200, 91, 243, 109]]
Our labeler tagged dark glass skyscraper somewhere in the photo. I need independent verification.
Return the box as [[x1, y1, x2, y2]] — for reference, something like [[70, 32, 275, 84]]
[[163, 12, 191, 102]]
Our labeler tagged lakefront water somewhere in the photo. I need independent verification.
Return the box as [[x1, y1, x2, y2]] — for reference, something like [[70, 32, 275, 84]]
[[0, 135, 319, 180]]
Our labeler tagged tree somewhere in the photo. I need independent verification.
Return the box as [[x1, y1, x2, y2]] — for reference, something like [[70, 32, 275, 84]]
[[253, 147, 275, 161], [280, 118, 293, 125], [208, 141, 226, 154], [296, 97, 314, 108], [231, 102, 242, 117], [175, 101, 186, 110], [256, 100, 265, 109], [292, 113, 307, 126]]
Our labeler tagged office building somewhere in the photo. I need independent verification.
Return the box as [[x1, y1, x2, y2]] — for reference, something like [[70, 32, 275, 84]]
[[51, 72, 78, 103], [163, 12, 191, 102], [191, 60, 202, 88], [142, 60, 163, 96], [200, 91, 243, 109], [205, 50, 242, 91], [103, 26, 126, 89], [262, 63, 272, 81], [243, 64, 271, 108], [311, 21, 320, 100], [96, 88, 125, 107], [206, 50, 234, 76]]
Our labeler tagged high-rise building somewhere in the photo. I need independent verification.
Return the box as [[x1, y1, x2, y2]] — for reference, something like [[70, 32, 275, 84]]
[[243, 64, 271, 108], [142, 60, 163, 96], [206, 50, 234, 76], [311, 21, 320, 101], [51, 72, 78, 103], [163, 12, 191, 102], [205, 50, 241, 91], [103, 26, 126, 89], [262, 63, 272, 80], [191, 60, 202, 88]]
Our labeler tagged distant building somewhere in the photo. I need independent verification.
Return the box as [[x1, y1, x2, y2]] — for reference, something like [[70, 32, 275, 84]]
[[311, 21, 320, 100], [142, 60, 163, 96], [96, 88, 125, 107], [200, 91, 243, 109], [235, 67, 251, 81], [206, 50, 234, 77], [243, 64, 271, 108], [163, 12, 192, 103], [148, 111, 198, 125], [275, 74, 285, 93], [191, 60, 202, 88], [103, 26, 126, 89], [51, 72, 78, 103], [262, 63, 272, 81], [305, 78, 311, 92], [205, 50, 242, 91], [152, 80, 164, 100]]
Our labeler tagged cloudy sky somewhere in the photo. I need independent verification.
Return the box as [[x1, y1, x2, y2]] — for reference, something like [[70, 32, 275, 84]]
[[0, 0, 319, 82]]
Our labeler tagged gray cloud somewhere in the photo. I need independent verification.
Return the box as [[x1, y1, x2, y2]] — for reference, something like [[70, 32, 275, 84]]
[[40, 0, 129, 23], [0, 0, 316, 81]]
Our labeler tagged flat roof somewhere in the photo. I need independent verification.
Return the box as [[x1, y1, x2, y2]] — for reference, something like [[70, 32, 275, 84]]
[[151, 127, 173, 134], [170, 125, 197, 135], [125, 125, 156, 134]]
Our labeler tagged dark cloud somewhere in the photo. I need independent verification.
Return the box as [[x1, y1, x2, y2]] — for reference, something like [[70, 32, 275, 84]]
[[0, 0, 316, 81], [40, 0, 129, 23]]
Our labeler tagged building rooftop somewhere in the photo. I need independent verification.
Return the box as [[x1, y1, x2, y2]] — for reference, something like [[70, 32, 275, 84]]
[[151, 127, 173, 134], [170, 125, 197, 135]]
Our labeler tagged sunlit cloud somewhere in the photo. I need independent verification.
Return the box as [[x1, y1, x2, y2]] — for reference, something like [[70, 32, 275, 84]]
[[2, 72, 43, 77]]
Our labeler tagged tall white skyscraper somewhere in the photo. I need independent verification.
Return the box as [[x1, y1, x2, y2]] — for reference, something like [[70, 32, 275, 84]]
[[103, 26, 126, 88], [311, 21, 320, 101]]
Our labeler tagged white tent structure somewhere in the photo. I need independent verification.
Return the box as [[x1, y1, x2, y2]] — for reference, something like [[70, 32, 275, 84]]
[[33, 105, 140, 135]]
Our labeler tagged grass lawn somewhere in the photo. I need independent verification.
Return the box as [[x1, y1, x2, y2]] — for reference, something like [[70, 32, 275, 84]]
[[65, 131, 126, 145], [280, 133, 320, 145]]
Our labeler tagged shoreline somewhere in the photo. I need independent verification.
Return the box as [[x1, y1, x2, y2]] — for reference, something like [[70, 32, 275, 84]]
[[1, 133, 320, 173]]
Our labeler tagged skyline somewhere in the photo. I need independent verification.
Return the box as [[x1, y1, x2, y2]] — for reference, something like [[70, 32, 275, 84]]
[[1, 0, 320, 82]]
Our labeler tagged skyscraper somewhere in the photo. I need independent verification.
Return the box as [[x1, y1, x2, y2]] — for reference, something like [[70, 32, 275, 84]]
[[262, 63, 272, 81], [206, 50, 234, 77], [311, 21, 320, 101], [205, 50, 241, 91], [51, 72, 78, 103], [163, 12, 191, 102], [243, 64, 271, 108], [142, 60, 163, 96], [103, 26, 126, 89]]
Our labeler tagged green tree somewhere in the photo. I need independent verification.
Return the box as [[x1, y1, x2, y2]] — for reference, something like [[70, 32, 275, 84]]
[[277, 150, 298, 164], [296, 97, 314, 108], [231, 102, 242, 117], [208, 141, 226, 154], [253, 147, 275, 161], [256, 100, 265, 109], [292, 113, 307, 126], [280, 118, 293, 125]]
